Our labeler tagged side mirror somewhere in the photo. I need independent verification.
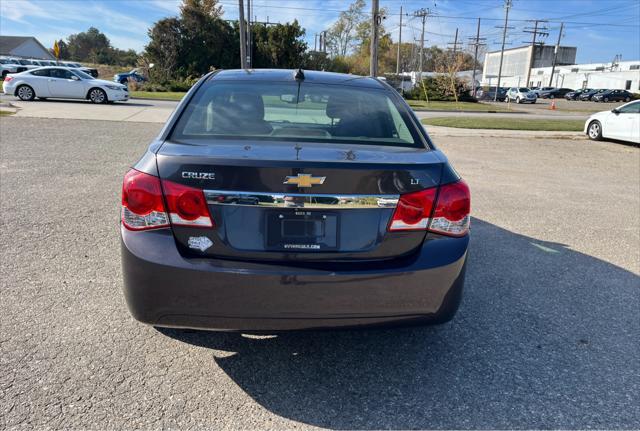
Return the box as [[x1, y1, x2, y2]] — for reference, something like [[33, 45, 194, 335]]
[[71, 75, 80, 81], [611, 108, 620, 115]]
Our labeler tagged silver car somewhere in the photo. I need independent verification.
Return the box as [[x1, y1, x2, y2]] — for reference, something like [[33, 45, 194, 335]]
[[506, 87, 537, 104]]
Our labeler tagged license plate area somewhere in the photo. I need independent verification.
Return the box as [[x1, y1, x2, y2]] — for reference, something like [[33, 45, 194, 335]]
[[265, 211, 338, 251]]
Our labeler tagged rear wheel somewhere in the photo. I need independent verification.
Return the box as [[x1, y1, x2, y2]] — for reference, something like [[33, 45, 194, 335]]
[[89, 88, 107, 104], [587, 120, 602, 141], [604, 97, 609, 102], [549, 94, 555, 99], [16, 85, 35, 101], [624, 97, 630, 102]]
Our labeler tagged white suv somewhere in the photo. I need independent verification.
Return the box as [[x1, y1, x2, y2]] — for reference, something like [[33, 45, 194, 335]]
[[506, 87, 537, 104]]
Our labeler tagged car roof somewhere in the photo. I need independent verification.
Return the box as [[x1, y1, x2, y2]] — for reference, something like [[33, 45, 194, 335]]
[[208, 69, 387, 89]]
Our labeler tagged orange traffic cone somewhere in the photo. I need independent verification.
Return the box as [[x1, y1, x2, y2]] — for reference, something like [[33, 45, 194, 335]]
[[549, 100, 557, 110]]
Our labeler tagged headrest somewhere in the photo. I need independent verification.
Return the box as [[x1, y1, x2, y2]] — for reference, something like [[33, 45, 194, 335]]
[[220, 92, 265, 120], [325, 95, 354, 119]]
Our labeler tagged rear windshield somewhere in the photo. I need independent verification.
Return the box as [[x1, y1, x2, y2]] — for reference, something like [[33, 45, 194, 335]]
[[519, 88, 531, 92], [171, 81, 422, 147]]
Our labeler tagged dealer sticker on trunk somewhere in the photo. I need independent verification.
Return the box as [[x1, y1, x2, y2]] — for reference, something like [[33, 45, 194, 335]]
[[188, 236, 213, 252]]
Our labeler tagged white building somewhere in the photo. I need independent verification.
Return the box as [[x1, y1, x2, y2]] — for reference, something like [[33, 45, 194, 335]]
[[481, 44, 640, 92], [0, 36, 56, 60]]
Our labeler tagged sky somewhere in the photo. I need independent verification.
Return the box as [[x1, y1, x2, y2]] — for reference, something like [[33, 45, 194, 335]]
[[1, 0, 639, 64]]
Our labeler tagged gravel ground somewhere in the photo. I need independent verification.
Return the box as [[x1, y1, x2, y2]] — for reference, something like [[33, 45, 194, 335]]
[[1, 117, 639, 430]]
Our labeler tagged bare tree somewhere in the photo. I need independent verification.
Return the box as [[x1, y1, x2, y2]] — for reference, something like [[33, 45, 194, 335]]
[[325, 0, 366, 57]]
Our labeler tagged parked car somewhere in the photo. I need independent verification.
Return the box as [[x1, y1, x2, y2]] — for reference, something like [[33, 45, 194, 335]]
[[478, 86, 508, 101], [591, 89, 634, 103], [506, 87, 537, 104], [540, 88, 574, 99], [120, 68, 471, 331], [564, 88, 591, 100], [0, 58, 22, 78], [532, 86, 555, 96], [18, 59, 42, 70], [61, 62, 99, 78], [579, 89, 608, 101], [113, 69, 147, 85], [2, 67, 128, 103], [585, 100, 639, 144]]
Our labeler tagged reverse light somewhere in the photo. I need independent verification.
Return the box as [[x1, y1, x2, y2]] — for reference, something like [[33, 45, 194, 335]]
[[388, 180, 470, 236], [121, 169, 169, 230], [162, 180, 213, 228]]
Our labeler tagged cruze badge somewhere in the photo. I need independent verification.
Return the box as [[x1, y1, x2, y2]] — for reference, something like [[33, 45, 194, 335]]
[[182, 171, 215, 180], [284, 173, 326, 188]]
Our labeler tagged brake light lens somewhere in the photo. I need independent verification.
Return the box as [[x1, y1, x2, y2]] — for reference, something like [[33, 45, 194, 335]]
[[4, 76, 12, 82], [388, 180, 470, 236], [162, 180, 213, 228], [429, 180, 470, 237], [388, 188, 437, 231], [121, 169, 169, 231]]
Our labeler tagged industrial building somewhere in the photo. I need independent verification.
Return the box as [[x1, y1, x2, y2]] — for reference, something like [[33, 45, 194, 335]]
[[481, 45, 640, 92]]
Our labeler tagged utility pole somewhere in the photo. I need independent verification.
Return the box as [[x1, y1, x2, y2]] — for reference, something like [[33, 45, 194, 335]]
[[396, 6, 403, 74], [495, 0, 512, 101], [549, 22, 564, 87], [238, 0, 247, 69], [448, 28, 462, 55], [246, 0, 252, 68], [370, 0, 380, 77], [414, 8, 429, 79], [523, 20, 548, 87], [469, 18, 486, 97]]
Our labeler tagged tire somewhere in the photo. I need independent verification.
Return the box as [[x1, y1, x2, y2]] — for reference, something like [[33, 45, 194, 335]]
[[549, 94, 555, 99], [587, 120, 603, 141], [604, 97, 609, 102], [16, 85, 35, 101], [625, 97, 630, 102], [516, 97, 521, 104], [88, 88, 108, 104]]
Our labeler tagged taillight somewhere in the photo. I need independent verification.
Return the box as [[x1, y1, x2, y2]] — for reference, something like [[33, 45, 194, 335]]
[[4, 76, 12, 82], [121, 169, 169, 231], [388, 180, 470, 236], [161, 180, 213, 228], [429, 180, 470, 237], [388, 188, 437, 231]]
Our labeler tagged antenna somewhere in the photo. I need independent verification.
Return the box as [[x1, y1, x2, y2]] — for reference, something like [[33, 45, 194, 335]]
[[294, 68, 305, 80]]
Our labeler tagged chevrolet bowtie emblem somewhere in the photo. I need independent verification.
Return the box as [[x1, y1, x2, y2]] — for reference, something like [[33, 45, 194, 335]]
[[283, 174, 326, 188]]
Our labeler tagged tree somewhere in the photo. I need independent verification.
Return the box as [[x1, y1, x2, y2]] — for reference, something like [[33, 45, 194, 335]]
[[67, 27, 111, 63], [325, 0, 366, 57], [252, 21, 307, 69], [145, 17, 183, 82]]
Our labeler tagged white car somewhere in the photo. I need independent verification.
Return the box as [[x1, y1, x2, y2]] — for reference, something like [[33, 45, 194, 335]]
[[0, 58, 21, 78], [2, 67, 128, 103], [506, 87, 537, 104], [585, 100, 640, 144]]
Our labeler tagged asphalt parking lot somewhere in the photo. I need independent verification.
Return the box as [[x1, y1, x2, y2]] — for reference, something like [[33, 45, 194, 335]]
[[1, 115, 639, 429]]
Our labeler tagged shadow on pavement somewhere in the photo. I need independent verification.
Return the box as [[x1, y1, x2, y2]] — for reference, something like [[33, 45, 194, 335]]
[[28, 98, 154, 107], [158, 218, 639, 429]]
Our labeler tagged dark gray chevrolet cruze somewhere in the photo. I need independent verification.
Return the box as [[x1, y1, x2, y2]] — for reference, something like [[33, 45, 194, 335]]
[[121, 69, 470, 331]]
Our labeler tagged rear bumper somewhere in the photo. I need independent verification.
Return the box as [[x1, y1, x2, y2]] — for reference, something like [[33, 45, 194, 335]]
[[121, 227, 468, 331]]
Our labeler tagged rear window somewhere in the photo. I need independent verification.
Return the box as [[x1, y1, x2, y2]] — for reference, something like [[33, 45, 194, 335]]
[[519, 88, 531, 92], [171, 81, 422, 147]]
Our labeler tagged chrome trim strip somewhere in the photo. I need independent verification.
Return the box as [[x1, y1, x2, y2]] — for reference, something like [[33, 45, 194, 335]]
[[204, 190, 399, 209]]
